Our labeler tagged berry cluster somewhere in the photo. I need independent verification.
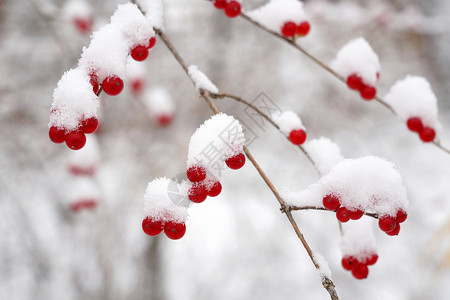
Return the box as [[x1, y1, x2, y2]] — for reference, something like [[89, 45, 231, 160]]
[[131, 36, 156, 62], [289, 129, 307, 145], [213, 0, 241, 18], [49, 116, 98, 150], [406, 117, 436, 143], [142, 216, 186, 240], [342, 253, 378, 280], [323, 194, 364, 222], [70, 198, 97, 212], [281, 21, 310, 38], [346, 73, 378, 101], [378, 210, 407, 236]]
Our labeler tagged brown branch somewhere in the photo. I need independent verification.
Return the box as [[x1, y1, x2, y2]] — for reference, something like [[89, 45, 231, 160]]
[[287, 205, 379, 219], [154, 28, 339, 300]]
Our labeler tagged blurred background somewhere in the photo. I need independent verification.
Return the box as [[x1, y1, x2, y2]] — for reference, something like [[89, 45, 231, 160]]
[[1, 0, 450, 299]]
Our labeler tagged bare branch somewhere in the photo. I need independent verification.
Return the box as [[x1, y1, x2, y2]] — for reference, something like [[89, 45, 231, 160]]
[[287, 205, 379, 219]]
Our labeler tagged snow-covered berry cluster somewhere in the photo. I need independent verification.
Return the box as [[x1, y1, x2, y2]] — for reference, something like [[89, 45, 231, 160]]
[[385, 76, 441, 143], [49, 3, 156, 150], [332, 38, 380, 101], [63, 0, 94, 34], [272, 111, 307, 146], [213, 0, 242, 18], [142, 114, 246, 240], [247, 0, 310, 38]]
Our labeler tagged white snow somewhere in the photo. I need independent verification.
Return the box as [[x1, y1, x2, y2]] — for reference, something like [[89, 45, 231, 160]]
[[384, 75, 441, 133], [136, 0, 164, 29], [67, 177, 100, 204], [49, 68, 99, 131], [67, 135, 101, 170], [340, 220, 377, 263], [187, 113, 245, 179], [283, 156, 408, 216], [246, 0, 308, 34], [143, 87, 175, 118], [62, 0, 92, 20], [303, 137, 344, 176], [331, 38, 380, 86], [188, 65, 219, 94], [313, 252, 332, 279], [272, 110, 305, 136], [143, 177, 189, 222], [126, 58, 147, 80]]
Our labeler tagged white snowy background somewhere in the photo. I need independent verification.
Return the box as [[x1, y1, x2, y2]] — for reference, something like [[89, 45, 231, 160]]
[[1, 0, 450, 299]]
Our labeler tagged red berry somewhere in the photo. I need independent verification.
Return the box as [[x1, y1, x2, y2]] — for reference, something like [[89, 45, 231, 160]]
[[360, 85, 376, 100], [386, 223, 401, 236], [352, 263, 369, 279], [188, 183, 208, 203], [74, 17, 92, 34], [83, 199, 97, 209], [131, 78, 144, 96], [81, 117, 98, 134], [90, 76, 99, 94], [296, 21, 310, 37], [336, 207, 351, 222], [147, 36, 156, 49], [349, 209, 364, 220], [346, 74, 363, 90], [65, 131, 87, 150], [131, 45, 149, 61], [376, 72, 380, 80], [366, 253, 378, 265], [406, 117, 423, 132], [49, 126, 66, 143], [378, 216, 397, 232], [214, 0, 227, 9], [164, 221, 186, 240], [289, 129, 307, 145], [322, 194, 341, 211], [207, 181, 222, 197], [342, 255, 358, 271], [224, 1, 241, 18], [102, 76, 124, 96], [157, 114, 172, 127], [396, 210, 407, 223], [142, 217, 164, 236], [186, 165, 206, 182], [281, 21, 297, 37], [225, 153, 246, 170], [419, 127, 436, 142]]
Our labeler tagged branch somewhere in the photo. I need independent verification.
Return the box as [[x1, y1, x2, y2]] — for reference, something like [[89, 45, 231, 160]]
[[286, 205, 379, 219], [154, 28, 339, 300]]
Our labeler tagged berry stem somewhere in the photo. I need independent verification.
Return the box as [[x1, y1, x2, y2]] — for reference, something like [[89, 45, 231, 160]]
[[287, 205, 379, 219]]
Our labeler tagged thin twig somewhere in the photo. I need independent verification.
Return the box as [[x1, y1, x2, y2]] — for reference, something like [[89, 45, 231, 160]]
[[287, 205, 378, 219], [155, 28, 339, 300]]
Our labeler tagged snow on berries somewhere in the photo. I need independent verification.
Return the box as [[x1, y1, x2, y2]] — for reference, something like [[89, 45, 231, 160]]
[[340, 221, 378, 279], [213, 0, 242, 19], [303, 137, 344, 176], [384, 75, 441, 143], [247, 0, 310, 38], [136, 0, 164, 29], [332, 38, 380, 100], [188, 65, 219, 94], [142, 88, 175, 127], [272, 111, 307, 146], [62, 0, 93, 34]]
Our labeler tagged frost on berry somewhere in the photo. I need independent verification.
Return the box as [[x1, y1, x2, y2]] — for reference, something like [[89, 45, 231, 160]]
[[247, 0, 309, 37], [384, 76, 441, 139], [207, 181, 222, 197], [272, 111, 307, 145], [143, 88, 175, 126], [225, 153, 246, 170], [188, 65, 219, 94], [188, 183, 208, 203], [303, 137, 344, 176], [186, 165, 206, 183]]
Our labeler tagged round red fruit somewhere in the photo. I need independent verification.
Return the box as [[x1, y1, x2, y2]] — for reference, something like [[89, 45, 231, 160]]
[[296, 21, 310, 36], [131, 78, 144, 96], [386, 223, 400, 236], [342, 255, 358, 271], [378, 216, 397, 232], [131, 45, 149, 61], [352, 263, 369, 280], [214, 0, 227, 9], [349, 209, 364, 220], [157, 114, 172, 127], [224, 1, 241, 18], [289, 129, 307, 145], [281, 21, 297, 37], [164, 221, 186, 240], [81, 117, 98, 134], [102, 76, 124, 96], [322, 194, 340, 211], [406, 117, 423, 132], [419, 127, 435, 142], [396, 210, 407, 223], [208, 181, 222, 197], [74, 17, 92, 34], [336, 207, 351, 223], [142, 217, 163, 236], [147, 36, 156, 49], [226, 153, 246, 170], [90, 76, 99, 94], [65, 131, 86, 150], [186, 165, 206, 182], [188, 184, 208, 203], [49, 126, 66, 144], [366, 253, 378, 265], [360, 85, 376, 100], [346, 74, 363, 90]]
